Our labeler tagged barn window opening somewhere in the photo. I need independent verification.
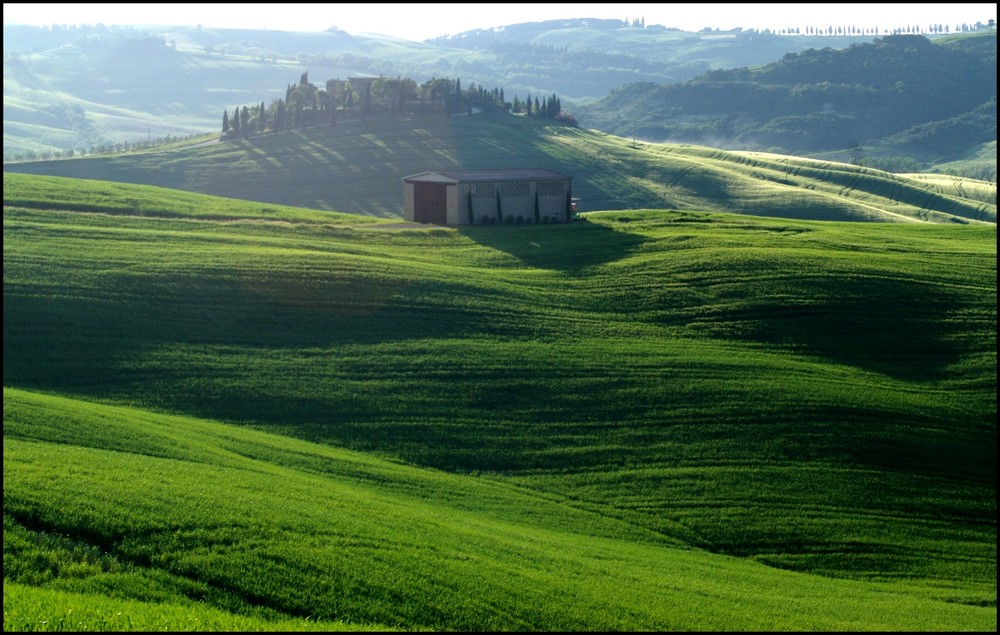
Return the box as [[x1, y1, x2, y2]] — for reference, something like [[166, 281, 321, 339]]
[[500, 181, 530, 198], [471, 183, 495, 198], [537, 180, 566, 196]]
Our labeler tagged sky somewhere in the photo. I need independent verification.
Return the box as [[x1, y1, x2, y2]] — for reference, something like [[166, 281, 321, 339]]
[[3, 3, 997, 40]]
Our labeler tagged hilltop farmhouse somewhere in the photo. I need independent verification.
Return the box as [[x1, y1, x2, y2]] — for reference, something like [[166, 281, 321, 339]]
[[402, 169, 574, 226]]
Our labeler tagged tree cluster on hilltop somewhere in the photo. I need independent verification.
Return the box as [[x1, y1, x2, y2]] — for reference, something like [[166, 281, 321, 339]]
[[221, 72, 575, 139]]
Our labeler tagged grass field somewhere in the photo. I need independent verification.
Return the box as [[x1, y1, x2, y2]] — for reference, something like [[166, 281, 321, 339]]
[[3, 172, 996, 631], [4, 115, 996, 223]]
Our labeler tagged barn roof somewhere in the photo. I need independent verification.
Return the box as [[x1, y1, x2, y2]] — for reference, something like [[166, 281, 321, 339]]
[[403, 168, 572, 183]]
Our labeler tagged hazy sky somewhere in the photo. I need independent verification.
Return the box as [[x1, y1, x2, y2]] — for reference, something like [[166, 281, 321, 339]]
[[4, 3, 997, 40]]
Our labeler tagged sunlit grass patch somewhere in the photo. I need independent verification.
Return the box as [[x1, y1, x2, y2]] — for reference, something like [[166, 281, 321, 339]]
[[3, 582, 393, 632]]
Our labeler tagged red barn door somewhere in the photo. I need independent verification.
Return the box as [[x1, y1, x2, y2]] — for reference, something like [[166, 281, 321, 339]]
[[413, 182, 448, 224]]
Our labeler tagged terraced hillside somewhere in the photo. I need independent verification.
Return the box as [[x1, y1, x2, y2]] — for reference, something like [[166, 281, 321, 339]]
[[3, 173, 996, 631]]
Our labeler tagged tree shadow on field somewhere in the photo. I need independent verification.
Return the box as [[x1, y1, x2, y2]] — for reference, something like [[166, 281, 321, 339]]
[[459, 220, 648, 274]]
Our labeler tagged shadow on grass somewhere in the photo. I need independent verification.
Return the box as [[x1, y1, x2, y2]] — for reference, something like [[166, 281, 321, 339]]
[[458, 219, 648, 274], [2, 276, 495, 377], [698, 276, 980, 382]]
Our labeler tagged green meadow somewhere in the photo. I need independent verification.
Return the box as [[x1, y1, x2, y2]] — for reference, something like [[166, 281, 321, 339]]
[[5, 115, 996, 224], [3, 172, 996, 631]]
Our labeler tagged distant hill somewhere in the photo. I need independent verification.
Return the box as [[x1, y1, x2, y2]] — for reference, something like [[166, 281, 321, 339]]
[[2, 20, 904, 158], [575, 32, 997, 180], [3, 114, 994, 223], [4, 22, 994, 182], [422, 18, 886, 100]]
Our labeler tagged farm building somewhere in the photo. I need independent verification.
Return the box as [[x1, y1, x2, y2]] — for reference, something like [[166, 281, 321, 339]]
[[402, 169, 574, 226]]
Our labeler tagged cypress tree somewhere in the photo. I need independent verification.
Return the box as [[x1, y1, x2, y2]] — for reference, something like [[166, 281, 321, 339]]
[[275, 99, 286, 132], [467, 190, 474, 225], [495, 189, 503, 224], [534, 190, 540, 224]]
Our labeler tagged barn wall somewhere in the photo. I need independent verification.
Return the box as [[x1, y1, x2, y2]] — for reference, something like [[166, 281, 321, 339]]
[[538, 180, 570, 223], [404, 175, 571, 225], [445, 184, 460, 225], [403, 182, 415, 221]]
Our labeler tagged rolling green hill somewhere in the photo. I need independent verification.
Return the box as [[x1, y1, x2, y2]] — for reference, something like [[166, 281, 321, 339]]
[[575, 32, 997, 180], [2, 20, 894, 157], [3, 172, 996, 630], [3, 115, 996, 223]]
